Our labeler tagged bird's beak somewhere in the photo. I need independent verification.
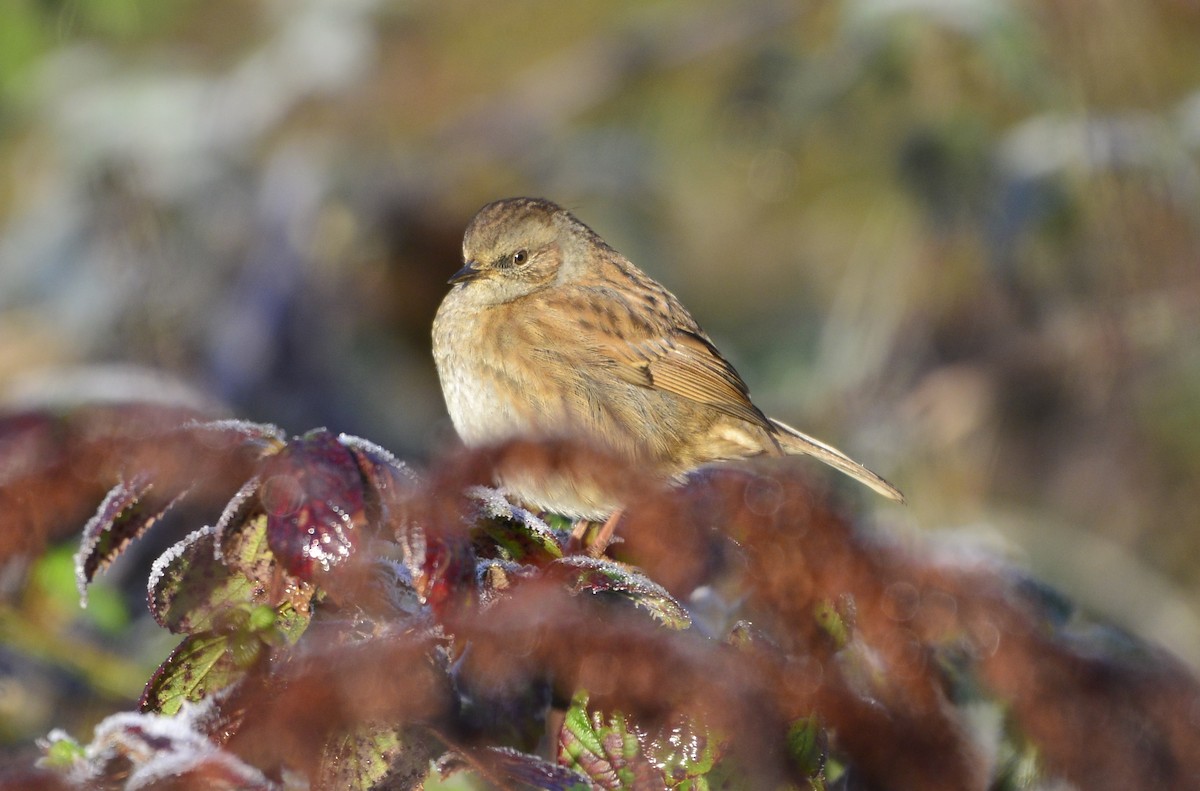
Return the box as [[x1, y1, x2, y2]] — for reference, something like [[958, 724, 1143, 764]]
[[448, 261, 482, 285]]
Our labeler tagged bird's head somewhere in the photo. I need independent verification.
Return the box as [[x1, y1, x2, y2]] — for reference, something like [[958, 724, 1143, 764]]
[[450, 197, 571, 304]]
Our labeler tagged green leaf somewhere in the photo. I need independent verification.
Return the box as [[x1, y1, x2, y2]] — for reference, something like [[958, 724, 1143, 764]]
[[813, 598, 850, 648], [559, 693, 629, 789], [38, 732, 86, 770], [139, 601, 309, 714], [266, 600, 311, 644], [33, 544, 128, 634], [469, 487, 564, 563], [219, 510, 273, 578], [246, 604, 277, 632], [216, 509, 318, 617], [786, 717, 827, 782], [318, 723, 445, 791], [560, 691, 721, 789], [562, 694, 606, 760], [148, 526, 261, 634], [149, 511, 316, 636], [320, 724, 404, 790], [139, 631, 247, 716]]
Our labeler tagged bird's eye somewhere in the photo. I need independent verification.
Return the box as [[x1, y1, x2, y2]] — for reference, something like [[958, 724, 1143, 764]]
[[512, 249, 528, 266]]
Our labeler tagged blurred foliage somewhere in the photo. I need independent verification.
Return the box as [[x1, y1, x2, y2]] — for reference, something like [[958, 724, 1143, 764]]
[[1, 0, 1200, 785], [13, 424, 1200, 790]]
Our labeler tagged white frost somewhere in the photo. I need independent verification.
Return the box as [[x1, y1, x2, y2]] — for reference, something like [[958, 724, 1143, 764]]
[[73, 481, 138, 609], [467, 485, 556, 542], [212, 475, 262, 560], [75, 700, 275, 790], [147, 525, 214, 603], [338, 433, 419, 483]]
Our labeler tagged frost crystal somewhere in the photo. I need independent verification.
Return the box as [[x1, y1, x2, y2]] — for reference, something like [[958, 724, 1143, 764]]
[[43, 698, 274, 790], [213, 476, 262, 560], [185, 418, 285, 445], [468, 486, 555, 539], [73, 481, 139, 608], [147, 525, 214, 602], [338, 433, 418, 480]]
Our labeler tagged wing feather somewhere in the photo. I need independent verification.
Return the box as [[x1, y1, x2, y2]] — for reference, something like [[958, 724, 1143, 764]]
[[579, 292, 771, 430]]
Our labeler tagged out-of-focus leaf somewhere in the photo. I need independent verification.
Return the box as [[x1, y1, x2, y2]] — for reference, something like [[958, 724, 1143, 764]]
[[993, 731, 1044, 790], [813, 598, 850, 649], [41, 703, 274, 790], [73, 475, 185, 606], [318, 723, 444, 791], [558, 556, 691, 630], [725, 620, 773, 650], [479, 746, 592, 790], [260, 429, 367, 580], [559, 692, 658, 790], [560, 692, 722, 790], [786, 717, 827, 783], [187, 419, 287, 454], [34, 543, 128, 633], [36, 730, 85, 771]]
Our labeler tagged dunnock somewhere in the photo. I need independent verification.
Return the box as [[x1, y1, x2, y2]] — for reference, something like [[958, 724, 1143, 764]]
[[433, 197, 904, 522]]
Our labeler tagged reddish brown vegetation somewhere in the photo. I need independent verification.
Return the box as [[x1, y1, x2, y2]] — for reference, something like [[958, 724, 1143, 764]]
[[2, 410, 1199, 790], [0, 406, 259, 562]]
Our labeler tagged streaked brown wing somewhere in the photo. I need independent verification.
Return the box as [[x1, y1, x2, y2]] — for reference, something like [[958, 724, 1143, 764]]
[[595, 324, 772, 429]]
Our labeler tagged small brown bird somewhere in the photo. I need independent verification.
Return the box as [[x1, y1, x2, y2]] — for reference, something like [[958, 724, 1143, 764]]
[[433, 197, 903, 523]]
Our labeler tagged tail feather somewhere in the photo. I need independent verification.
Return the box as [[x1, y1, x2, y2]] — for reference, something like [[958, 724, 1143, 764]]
[[769, 418, 905, 503]]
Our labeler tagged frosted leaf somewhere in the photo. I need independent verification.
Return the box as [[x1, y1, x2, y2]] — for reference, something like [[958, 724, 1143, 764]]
[[340, 432, 419, 532], [338, 433, 417, 484], [468, 485, 548, 531], [557, 556, 691, 630], [147, 523, 281, 635], [213, 475, 263, 561], [560, 692, 719, 788], [149, 526, 211, 591], [75, 476, 184, 607], [184, 418, 286, 451], [468, 486, 563, 562], [396, 523, 428, 589], [317, 722, 444, 791], [43, 699, 274, 790]]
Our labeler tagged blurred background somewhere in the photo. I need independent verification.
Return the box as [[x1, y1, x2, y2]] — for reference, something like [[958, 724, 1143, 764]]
[[1, 0, 1199, 756]]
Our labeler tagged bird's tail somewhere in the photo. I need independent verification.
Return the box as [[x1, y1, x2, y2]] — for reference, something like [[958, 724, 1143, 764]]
[[769, 418, 905, 503]]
